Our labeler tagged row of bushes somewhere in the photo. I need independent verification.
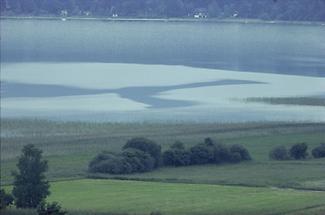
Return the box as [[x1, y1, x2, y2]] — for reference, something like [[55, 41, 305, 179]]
[[89, 137, 251, 174], [269, 143, 325, 160], [163, 138, 251, 167]]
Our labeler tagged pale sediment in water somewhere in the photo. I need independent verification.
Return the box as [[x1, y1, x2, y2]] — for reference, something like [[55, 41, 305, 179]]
[[1, 63, 325, 122]]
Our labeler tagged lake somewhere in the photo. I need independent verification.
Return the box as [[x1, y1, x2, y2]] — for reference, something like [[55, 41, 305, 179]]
[[1, 19, 325, 122]]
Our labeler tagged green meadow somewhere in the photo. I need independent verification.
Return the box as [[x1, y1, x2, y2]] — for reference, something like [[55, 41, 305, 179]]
[[1, 119, 325, 214], [31, 179, 325, 215], [3, 179, 325, 215]]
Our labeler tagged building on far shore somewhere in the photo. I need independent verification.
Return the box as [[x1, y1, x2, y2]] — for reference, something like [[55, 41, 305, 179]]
[[60, 10, 68, 17], [193, 8, 208, 19], [194, 12, 207, 19]]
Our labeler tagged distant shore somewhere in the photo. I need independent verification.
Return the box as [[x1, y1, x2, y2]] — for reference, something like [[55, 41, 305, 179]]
[[1, 15, 325, 26]]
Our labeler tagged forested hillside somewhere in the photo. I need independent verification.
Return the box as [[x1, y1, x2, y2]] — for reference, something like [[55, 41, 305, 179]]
[[1, 0, 325, 21]]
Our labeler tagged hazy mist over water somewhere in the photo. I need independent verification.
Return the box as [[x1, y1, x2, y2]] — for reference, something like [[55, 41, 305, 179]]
[[1, 19, 325, 76]]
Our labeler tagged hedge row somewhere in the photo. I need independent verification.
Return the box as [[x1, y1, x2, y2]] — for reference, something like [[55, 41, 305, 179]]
[[269, 143, 325, 160], [163, 138, 251, 167], [89, 137, 251, 174]]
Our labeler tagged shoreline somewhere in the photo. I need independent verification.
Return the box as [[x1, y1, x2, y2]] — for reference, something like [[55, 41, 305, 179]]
[[1, 15, 325, 26]]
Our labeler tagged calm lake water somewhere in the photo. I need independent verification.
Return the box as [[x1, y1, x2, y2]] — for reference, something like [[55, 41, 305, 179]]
[[1, 19, 325, 122]]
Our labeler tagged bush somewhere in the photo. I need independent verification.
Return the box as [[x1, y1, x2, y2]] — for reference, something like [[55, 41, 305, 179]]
[[123, 138, 162, 167], [89, 155, 132, 174], [0, 189, 14, 210], [229, 152, 242, 163], [166, 139, 252, 166], [269, 146, 290, 160], [37, 201, 67, 215], [289, 143, 308, 160], [89, 141, 157, 174], [88, 150, 155, 174], [213, 143, 231, 163], [163, 142, 191, 167], [162, 150, 174, 166], [204, 137, 215, 146], [122, 148, 155, 172], [190, 143, 215, 165], [88, 151, 118, 169], [312, 143, 325, 158], [229, 144, 252, 161], [173, 150, 191, 166]]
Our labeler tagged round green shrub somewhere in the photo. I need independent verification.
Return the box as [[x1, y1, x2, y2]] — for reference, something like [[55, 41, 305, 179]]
[[312, 143, 325, 158], [123, 137, 162, 167], [289, 143, 308, 160], [269, 145, 290, 160]]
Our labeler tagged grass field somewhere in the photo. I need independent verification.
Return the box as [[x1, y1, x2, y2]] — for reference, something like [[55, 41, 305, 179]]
[[3, 179, 325, 215], [2, 120, 324, 189], [96, 132, 325, 190], [1, 119, 325, 215]]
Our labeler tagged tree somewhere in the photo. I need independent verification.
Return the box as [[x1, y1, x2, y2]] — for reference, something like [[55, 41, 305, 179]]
[[88, 148, 156, 174], [312, 143, 325, 158], [229, 144, 252, 161], [208, 0, 221, 17], [165, 0, 185, 17], [89, 137, 161, 175], [163, 141, 191, 167], [190, 143, 215, 165], [213, 143, 230, 163], [88, 151, 118, 172], [289, 143, 308, 160], [204, 137, 214, 146], [12, 144, 50, 208], [172, 149, 191, 166], [123, 137, 162, 167], [88, 152, 132, 174], [269, 145, 290, 160], [0, 189, 14, 210], [162, 150, 175, 166], [229, 152, 242, 163], [122, 148, 155, 172]]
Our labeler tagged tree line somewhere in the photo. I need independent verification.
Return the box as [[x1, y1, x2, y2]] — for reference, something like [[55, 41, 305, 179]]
[[88, 137, 252, 174], [1, 0, 325, 21], [269, 142, 325, 160], [89, 137, 325, 175]]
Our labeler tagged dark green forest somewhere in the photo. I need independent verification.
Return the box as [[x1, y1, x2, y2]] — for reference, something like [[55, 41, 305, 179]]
[[1, 0, 325, 21]]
